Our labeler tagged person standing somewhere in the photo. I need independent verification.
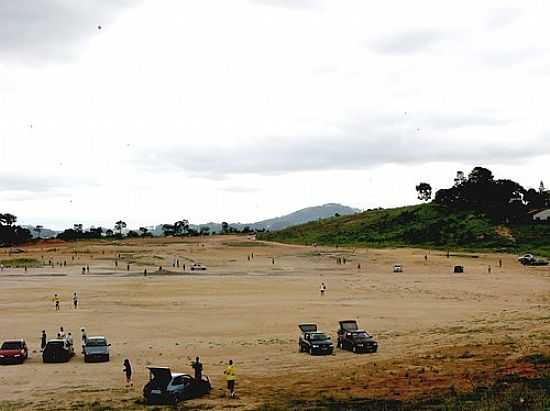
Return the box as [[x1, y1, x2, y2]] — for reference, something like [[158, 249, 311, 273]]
[[80, 328, 88, 354], [59, 326, 65, 338], [66, 332, 74, 347], [73, 292, 79, 309], [224, 360, 237, 398], [41, 330, 47, 351], [123, 359, 133, 387], [320, 282, 326, 296], [53, 294, 60, 311], [192, 356, 203, 381]]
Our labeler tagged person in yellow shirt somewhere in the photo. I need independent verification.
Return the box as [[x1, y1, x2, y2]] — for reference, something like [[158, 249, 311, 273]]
[[224, 360, 236, 398]]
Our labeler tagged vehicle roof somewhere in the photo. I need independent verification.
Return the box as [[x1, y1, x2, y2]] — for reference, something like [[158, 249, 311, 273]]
[[1, 339, 24, 343], [46, 339, 66, 343], [87, 336, 106, 339]]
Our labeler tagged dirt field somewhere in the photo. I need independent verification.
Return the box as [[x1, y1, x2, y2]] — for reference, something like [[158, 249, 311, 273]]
[[0, 235, 549, 410]]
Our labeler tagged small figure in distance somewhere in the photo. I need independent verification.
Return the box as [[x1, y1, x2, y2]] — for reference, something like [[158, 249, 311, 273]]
[[123, 358, 133, 387], [320, 282, 326, 297], [192, 356, 203, 381], [73, 292, 78, 309], [53, 294, 60, 311], [81, 328, 87, 354], [41, 330, 47, 352]]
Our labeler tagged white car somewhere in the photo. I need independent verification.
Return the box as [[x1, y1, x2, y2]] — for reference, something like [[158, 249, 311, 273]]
[[393, 264, 403, 273]]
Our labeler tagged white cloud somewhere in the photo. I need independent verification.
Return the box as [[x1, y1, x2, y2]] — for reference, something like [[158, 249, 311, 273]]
[[1, 0, 550, 228]]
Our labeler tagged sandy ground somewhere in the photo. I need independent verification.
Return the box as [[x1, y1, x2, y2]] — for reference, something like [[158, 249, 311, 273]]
[[0, 235, 549, 410]]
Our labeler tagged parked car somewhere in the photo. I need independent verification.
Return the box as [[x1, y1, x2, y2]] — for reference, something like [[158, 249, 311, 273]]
[[518, 254, 549, 266], [337, 320, 378, 353], [190, 263, 207, 271], [143, 367, 211, 405], [298, 324, 334, 355], [84, 336, 110, 362], [42, 339, 74, 363], [393, 264, 403, 273], [0, 339, 28, 364]]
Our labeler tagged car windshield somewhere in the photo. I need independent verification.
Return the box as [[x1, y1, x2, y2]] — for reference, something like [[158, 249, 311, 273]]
[[352, 332, 370, 338], [86, 338, 107, 346], [311, 333, 329, 341], [1, 342, 22, 350]]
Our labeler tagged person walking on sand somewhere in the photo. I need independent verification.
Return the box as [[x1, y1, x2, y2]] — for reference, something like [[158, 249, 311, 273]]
[[224, 360, 237, 398], [41, 330, 47, 352], [73, 292, 78, 309], [59, 326, 65, 338], [123, 359, 133, 387], [53, 294, 60, 311], [320, 282, 326, 296]]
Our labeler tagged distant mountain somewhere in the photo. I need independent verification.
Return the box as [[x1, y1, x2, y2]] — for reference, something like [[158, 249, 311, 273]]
[[184, 203, 360, 234], [248, 203, 361, 231]]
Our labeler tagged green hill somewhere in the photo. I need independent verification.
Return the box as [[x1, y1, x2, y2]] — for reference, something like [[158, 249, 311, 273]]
[[259, 203, 550, 256]]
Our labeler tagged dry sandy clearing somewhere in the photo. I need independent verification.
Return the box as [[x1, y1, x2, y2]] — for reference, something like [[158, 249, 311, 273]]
[[0, 235, 549, 410]]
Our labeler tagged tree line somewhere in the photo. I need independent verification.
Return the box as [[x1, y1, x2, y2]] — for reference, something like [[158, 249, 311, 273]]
[[0, 213, 33, 246], [416, 166, 549, 223]]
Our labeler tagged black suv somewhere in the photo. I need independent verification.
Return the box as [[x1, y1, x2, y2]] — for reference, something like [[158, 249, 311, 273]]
[[298, 324, 334, 355], [337, 320, 378, 353]]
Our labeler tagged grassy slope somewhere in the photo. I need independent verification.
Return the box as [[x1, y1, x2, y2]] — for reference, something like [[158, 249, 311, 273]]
[[259, 203, 550, 256]]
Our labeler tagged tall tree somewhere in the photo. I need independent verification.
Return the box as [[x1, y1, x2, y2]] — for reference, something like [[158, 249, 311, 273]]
[[0, 213, 17, 226], [415, 182, 432, 202], [174, 219, 189, 236], [114, 220, 127, 235], [73, 223, 83, 233]]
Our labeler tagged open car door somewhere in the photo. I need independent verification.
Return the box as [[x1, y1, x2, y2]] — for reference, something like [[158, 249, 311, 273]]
[[339, 320, 359, 332], [147, 367, 172, 390]]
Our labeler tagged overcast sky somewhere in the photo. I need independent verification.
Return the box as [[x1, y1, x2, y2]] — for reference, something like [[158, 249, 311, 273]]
[[1, 0, 550, 229]]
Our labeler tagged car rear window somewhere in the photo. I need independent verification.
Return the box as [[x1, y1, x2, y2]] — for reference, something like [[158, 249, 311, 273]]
[[86, 339, 107, 346], [1, 342, 22, 350]]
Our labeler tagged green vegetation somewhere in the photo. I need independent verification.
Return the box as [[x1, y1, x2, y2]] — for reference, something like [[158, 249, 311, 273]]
[[261, 167, 550, 256], [0, 257, 41, 267], [223, 241, 268, 247], [260, 203, 550, 256]]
